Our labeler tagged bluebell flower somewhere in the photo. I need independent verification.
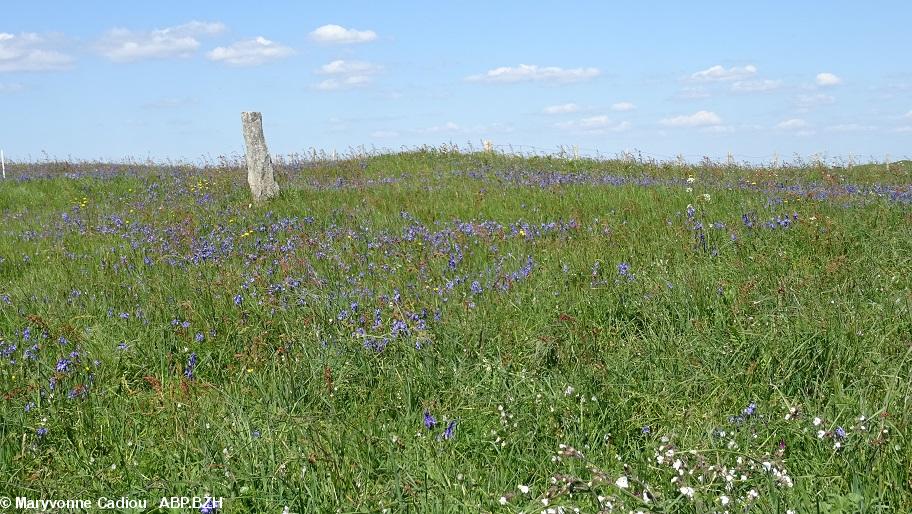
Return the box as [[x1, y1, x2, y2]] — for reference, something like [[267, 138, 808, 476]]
[[834, 426, 847, 439], [184, 352, 198, 380], [424, 410, 437, 429], [195, 332, 205, 343], [55, 358, 71, 373], [470, 281, 483, 295], [199, 497, 217, 514], [233, 294, 243, 306], [36, 427, 48, 437], [117, 341, 128, 351], [443, 420, 457, 440]]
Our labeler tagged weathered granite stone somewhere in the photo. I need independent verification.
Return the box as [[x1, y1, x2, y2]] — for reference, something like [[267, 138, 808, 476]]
[[241, 112, 280, 202]]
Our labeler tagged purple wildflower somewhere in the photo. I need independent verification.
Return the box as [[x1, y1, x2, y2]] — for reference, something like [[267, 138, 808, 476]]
[[424, 410, 437, 430], [443, 420, 457, 440], [184, 352, 198, 380]]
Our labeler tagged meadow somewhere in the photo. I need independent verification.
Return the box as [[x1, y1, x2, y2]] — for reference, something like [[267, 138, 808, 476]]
[[0, 149, 910, 513]]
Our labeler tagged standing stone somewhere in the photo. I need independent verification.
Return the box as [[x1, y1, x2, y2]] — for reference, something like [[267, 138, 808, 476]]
[[241, 112, 280, 201]]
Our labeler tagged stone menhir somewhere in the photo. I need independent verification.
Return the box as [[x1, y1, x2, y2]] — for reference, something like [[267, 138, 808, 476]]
[[241, 111, 280, 201]]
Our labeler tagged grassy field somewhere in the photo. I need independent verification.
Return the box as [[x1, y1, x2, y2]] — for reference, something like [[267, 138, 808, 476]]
[[1, 150, 910, 513]]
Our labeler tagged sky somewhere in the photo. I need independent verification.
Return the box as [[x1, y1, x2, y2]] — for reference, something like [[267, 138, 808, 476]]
[[2, 1, 911, 163]]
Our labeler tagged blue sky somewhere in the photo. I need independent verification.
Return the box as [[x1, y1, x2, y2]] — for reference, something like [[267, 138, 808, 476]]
[[2, 1, 911, 162]]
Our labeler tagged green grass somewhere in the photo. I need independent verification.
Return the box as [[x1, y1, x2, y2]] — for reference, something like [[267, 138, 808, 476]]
[[1, 150, 910, 513]]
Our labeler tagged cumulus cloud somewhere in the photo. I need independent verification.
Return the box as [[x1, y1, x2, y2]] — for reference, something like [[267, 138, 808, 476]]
[[314, 59, 381, 90], [370, 130, 399, 138], [207, 37, 293, 66], [776, 118, 808, 130], [318, 59, 381, 75], [673, 86, 711, 100], [419, 121, 462, 134], [467, 64, 600, 84], [660, 110, 722, 127], [555, 115, 630, 133], [0, 32, 73, 72], [731, 79, 782, 92], [611, 101, 636, 111], [690, 64, 757, 81], [309, 24, 377, 44], [97, 21, 225, 62], [796, 93, 835, 109], [815, 72, 842, 86], [414, 121, 513, 135], [543, 103, 580, 114], [826, 123, 876, 132]]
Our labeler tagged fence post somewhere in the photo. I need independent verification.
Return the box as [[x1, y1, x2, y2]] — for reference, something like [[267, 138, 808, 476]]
[[241, 112, 280, 202], [1, 149, 5, 179]]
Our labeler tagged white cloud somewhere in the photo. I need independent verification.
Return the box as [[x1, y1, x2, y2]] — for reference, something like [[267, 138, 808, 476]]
[[825, 123, 876, 132], [796, 93, 835, 109], [904, 110, 912, 119], [555, 115, 630, 132], [0, 32, 73, 72], [660, 110, 722, 127], [370, 130, 399, 138], [543, 103, 579, 114], [315, 75, 372, 91], [420, 121, 462, 134], [207, 37, 293, 66], [776, 118, 808, 130], [674, 86, 710, 100], [318, 59, 381, 75], [702, 125, 736, 133], [893, 126, 912, 133], [690, 64, 757, 81], [309, 24, 377, 44], [554, 115, 630, 134], [610, 101, 636, 111], [731, 79, 782, 92], [815, 72, 842, 86], [467, 64, 600, 84], [415, 121, 513, 135], [314, 59, 381, 90], [97, 21, 225, 62]]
